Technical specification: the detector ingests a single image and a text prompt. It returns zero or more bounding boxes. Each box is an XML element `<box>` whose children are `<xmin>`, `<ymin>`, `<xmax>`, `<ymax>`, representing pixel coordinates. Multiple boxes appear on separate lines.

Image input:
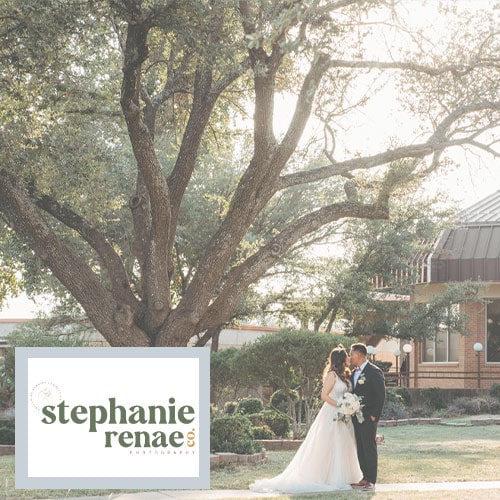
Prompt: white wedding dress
<box><xmin>249</xmin><ymin>376</ymin><xmax>363</xmax><ymax>493</ymax></box>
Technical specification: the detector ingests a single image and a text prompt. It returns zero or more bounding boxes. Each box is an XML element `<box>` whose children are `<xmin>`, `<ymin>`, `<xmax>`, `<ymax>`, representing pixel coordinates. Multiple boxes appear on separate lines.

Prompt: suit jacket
<box><xmin>352</xmin><ymin>361</ymin><xmax>386</xmax><ymax>422</ymax></box>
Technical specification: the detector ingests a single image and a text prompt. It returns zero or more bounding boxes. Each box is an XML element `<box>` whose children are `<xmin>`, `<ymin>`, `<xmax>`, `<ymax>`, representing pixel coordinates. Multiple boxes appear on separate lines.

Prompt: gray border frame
<box><xmin>15</xmin><ymin>347</ymin><xmax>210</xmax><ymax>490</ymax></box>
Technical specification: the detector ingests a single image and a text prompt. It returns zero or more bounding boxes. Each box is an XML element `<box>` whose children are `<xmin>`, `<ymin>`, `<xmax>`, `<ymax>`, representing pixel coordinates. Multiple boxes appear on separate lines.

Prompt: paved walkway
<box><xmin>64</xmin><ymin>482</ymin><xmax>500</xmax><ymax>499</ymax></box>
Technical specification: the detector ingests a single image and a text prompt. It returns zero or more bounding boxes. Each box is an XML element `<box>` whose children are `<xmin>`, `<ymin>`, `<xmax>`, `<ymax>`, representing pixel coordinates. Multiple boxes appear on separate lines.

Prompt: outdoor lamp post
<box><xmin>403</xmin><ymin>343</ymin><xmax>413</xmax><ymax>387</ymax></box>
<box><xmin>473</xmin><ymin>342</ymin><xmax>483</xmax><ymax>389</ymax></box>
<box><xmin>393</xmin><ymin>348</ymin><xmax>401</xmax><ymax>386</ymax></box>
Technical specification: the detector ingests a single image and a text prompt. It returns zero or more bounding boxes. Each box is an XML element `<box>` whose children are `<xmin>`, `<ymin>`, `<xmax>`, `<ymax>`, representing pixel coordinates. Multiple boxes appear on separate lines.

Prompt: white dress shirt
<box><xmin>353</xmin><ymin>360</ymin><xmax>368</xmax><ymax>387</ymax></box>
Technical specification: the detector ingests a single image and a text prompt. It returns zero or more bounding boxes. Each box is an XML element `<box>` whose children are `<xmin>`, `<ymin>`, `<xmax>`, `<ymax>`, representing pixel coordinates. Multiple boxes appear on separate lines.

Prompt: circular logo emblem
<box><xmin>30</xmin><ymin>382</ymin><xmax>62</xmax><ymax>410</ymax></box>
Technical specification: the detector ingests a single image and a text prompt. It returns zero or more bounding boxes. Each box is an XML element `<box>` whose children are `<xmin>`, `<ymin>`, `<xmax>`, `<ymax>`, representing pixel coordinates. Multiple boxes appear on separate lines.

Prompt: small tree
<box><xmin>239</xmin><ymin>329</ymin><xmax>354</xmax><ymax>437</ymax></box>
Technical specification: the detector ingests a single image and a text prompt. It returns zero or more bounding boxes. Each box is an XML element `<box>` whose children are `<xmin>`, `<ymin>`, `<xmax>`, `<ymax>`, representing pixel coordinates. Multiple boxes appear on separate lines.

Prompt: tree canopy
<box><xmin>0</xmin><ymin>0</ymin><xmax>498</xmax><ymax>346</ymax></box>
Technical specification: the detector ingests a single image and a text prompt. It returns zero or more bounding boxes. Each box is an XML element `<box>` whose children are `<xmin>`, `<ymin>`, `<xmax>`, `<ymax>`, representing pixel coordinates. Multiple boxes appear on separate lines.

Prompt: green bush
<box><xmin>270</xmin><ymin>389</ymin><xmax>299</xmax><ymax>413</ymax></box>
<box><xmin>449</xmin><ymin>396</ymin><xmax>500</xmax><ymax>415</ymax></box>
<box><xmin>223</xmin><ymin>401</ymin><xmax>237</xmax><ymax>415</ymax></box>
<box><xmin>489</xmin><ymin>383</ymin><xmax>500</xmax><ymax>400</ymax></box>
<box><xmin>210</xmin><ymin>414</ymin><xmax>261</xmax><ymax>454</ymax></box>
<box><xmin>421</xmin><ymin>387</ymin><xmax>446</xmax><ymax>410</ymax></box>
<box><xmin>247</xmin><ymin>413</ymin><xmax>263</xmax><ymax>426</ymax></box>
<box><xmin>373</xmin><ymin>360</ymin><xmax>392</xmax><ymax>373</ymax></box>
<box><xmin>385</xmin><ymin>390</ymin><xmax>406</xmax><ymax>407</ymax></box>
<box><xmin>381</xmin><ymin>400</ymin><xmax>409</xmax><ymax>420</ymax></box>
<box><xmin>409</xmin><ymin>405</ymin><xmax>434</xmax><ymax>418</ymax></box>
<box><xmin>0</xmin><ymin>417</ymin><xmax>14</xmax><ymax>430</ymax></box>
<box><xmin>246</xmin><ymin>410</ymin><xmax>290</xmax><ymax>438</ymax></box>
<box><xmin>259</xmin><ymin>409</ymin><xmax>290</xmax><ymax>438</ymax></box>
<box><xmin>0</xmin><ymin>426</ymin><xmax>14</xmax><ymax>445</ymax></box>
<box><xmin>236</xmin><ymin>397</ymin><xmax>263</xmax><ymax>415</ymax></box>
<box><xmin>390</xmin><ymin>387</ymin><xmax>412</xmax><ymax>407</ymax></box>
<box><xmin>251</xmin><ymin>425</ymin><xmax>275</xmax><ymax>440</ymax></box>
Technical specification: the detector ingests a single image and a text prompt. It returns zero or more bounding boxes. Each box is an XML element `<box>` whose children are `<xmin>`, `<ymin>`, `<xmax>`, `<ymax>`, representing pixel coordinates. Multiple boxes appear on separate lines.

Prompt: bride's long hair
<box><xmin>323</xmin><ymin>344</ymin><xmax>351</xmax><ymax>385</ymax></box>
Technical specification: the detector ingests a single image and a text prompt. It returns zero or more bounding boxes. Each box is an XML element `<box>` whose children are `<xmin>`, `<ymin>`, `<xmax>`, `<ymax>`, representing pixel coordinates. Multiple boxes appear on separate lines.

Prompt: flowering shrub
<box><xmin>334</xmin><ymin>393</ymin><xmax>364</xmax><ymax>423</ymax></box>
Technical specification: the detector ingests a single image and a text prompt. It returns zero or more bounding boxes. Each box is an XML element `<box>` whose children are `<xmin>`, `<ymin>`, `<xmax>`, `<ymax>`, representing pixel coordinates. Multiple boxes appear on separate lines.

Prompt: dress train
<box><xmin>249</xmin><ymin>378</ymin><xmax>363</xmax><ymax>493</ymax></box>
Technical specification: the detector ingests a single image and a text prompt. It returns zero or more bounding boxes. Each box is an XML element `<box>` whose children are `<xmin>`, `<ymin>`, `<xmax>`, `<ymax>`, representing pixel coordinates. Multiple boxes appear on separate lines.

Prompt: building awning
<box><xmin>430</xmin><ymin>225</ymin><xmax>500</xmax><ymax>282</ymax></box>
<box><xmin>429</xmin><ymin>191</ymin><xmax>500</xmax><ymax>283</ymax></box>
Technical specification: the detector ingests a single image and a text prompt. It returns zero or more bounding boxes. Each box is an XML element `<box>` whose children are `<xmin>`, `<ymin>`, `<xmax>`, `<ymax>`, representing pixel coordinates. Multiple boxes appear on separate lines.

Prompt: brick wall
<box><xmin>415</xmin><ymin>300</ymin><xmax>500</xmax><ymax>389</ymax></box>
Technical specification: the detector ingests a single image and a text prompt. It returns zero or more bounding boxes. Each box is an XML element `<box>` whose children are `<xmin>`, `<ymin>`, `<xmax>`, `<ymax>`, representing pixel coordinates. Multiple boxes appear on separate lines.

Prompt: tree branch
<box><xmin>327</xmin><ymin>58</ymin><xmax>500</xmax><ymax>76</ymax></box>
<box><xmin>120</xmin><ymin>15</ymin><xmax>172</xmax><ymax>329</ymax></box>
<box><xmin>198</xmin><ymin>200</ymin><xmax>390</xmax><ymax>331</ymax></box>
<box><xmin>31</xmin><ymin>191</ymin><xmax>140</xmax><ymax>310</ymax></box>
<box><xmin>275</xmin><ymin>53</ymin><xmax>332</xmax><ymax>165</ymax></box>
<box><xmin>279</xmin><ymin>100</ymin><xmax>500</xmax><ymax>190</ymax></box>
<box><xmin>278</xmin><ymin>143</ymin><xmax>434</xmax><ymax>189</ymax></box>
<box><xmin>0</xmin><ymin>169</ymin><xmax>150</xmax><ymax>346</ymax></box>
<box><xmin>166</xmin><ymin>7</ymin><xmax>243</xmax><ymax>255</ymax></box>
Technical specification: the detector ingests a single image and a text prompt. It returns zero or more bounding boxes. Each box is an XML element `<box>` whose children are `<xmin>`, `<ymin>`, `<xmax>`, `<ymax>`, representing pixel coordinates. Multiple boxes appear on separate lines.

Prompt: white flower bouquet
<box><xmin>333</xmin><ymin>392</ymin><xmax>364</xmax><ymax>423</ymax></box>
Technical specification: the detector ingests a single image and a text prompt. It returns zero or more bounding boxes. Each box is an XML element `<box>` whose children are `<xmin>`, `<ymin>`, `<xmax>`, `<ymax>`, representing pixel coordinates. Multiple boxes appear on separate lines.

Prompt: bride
<box><xmin>249</xmin><ymin>345</ymin><xmax>363</xmax><ymax>493</ymax></box>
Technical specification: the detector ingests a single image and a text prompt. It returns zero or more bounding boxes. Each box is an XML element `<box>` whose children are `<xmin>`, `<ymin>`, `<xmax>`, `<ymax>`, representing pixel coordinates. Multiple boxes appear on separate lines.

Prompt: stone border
<box><xmin>379</xmin><ymin>418</ymin><xmax>441</xmax><ymax>427</ymax></box>
<box><xmin>470</xmin><ymin>417</ymin><xmax>500</xmax><ymax>426</ymax></box>
<box><xmin>379</xmin><ymin>416</ymin><xmax>500</xmax><ymax>427</ymax></box>
<box><xmin>257</xmin><ymin>439</ymin><xmax>302</xmax><ymax>451</ymax></box>
<box><xmin>0</xmin><ymin>445</ymin><xmax>14</xmax><ymax>456</ymax></box>
<box><xmin>210</xmin><ymin>451</ymin><xmax>266</xmax><ymax>469</ymax></box>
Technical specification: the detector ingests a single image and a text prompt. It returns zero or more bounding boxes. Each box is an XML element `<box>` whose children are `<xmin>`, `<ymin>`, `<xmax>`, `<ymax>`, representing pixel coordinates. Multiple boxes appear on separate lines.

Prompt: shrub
<box><xmin>223</xmin><ymin>401</ymin><xmax>237</xmax><ymax>415</ymax></box>
<box><xmin>409</xmin><ymin>405</ymin><xmax>434</xmax><ymax>418</ymax></box>
<box><xmin>489</xmin><ymin>383</ymin><xmax>500</xmax><ymax>400</ymax></box>
<box><xmin>381</xmin><ymin>400</ymin><xmax>409</xmax><ymax>420</ymax></box>
<box><xmin>235</xmin><ymin>397</ymin><xmax>263</xmax><ymax>415</ymax></box>
<box><xmin>246</xmin><ymin>409</ymin><xmax>291</xmax><ymax>438</ymax></box>
<box><xmin>390</xmin><ymin>387</ymin><xmax>412</xmax><ymax>407</ymax></box>
<box><xmin>0</xmin><ymin>417</ymin><xmax>14</xmax><ymax>430</ymax></box>
<box><xmin>421</xmin><ymin>387</ymin><xmax>446</xmax><ymax>410</ymax></box>
<box><xmin>247</xmin><ymin>413</ymin><xmax>263</xmax><ymax>426</ymax></box>
<box><xmin>259</xmin><ymin>409</ymin><xmax>290</xmax><ymax>438</ymax></box>
<box><xmin>251</xmin><ymin>425</ymin><xmax>275</xmax><ymax>440</ymax></box>
<box><xmin>0</xmin><ymin>386</ymin><xmax>14</xmax><ymax>410</ymax></box>
<box><xmin>210</xmin><ymin>415</ymin><xmax>261</xmax><ymax>454</ymax></box>
<box><xmin>0</xmin><ymin>426</ymin><xmax>14</xmax><ymax>445</ymax></box>
<box><xmin>385</xmin><ymin>390</ymin><xmax>406</xmax><ymax>407</ymax></box>
<box><xmin>373</xmin><ymin>360</ymin><xmax>392</xmax><ymax>373</ymax></box>
<box><xmin>451</xmin><ymin>396</ymin><xmax>500</xmax><ymax>415</ymax></box>
<box><xmin>270</xmin><ymin>389</ymin><xmax>298</xmax><ymax>413</ymax></box>
<box><xmin>438</xmin><ymin>404</ymin><xmax>466</xmax><ymax>418</ymax></box>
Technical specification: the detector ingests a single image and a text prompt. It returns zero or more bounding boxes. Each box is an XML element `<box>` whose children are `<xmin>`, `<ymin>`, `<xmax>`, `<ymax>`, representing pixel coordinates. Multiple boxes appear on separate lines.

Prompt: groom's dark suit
<box><xmin>352</xmin><ymin>361</ymin><xmax>386</xmax><ymax>485</ymax></box>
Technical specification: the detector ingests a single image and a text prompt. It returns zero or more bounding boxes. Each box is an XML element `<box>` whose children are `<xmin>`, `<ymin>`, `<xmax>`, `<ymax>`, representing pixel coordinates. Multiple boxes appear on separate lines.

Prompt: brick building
<box><xmin>409</xmin><ymin>191</ymin><xmax>500</xmax><ymax>389</ymax></box>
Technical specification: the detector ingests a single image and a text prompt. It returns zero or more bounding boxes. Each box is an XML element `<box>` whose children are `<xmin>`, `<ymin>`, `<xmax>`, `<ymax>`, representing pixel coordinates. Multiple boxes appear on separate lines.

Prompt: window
<box><xmin>421</xmin><ymin>305</ymin><xmax>460</xmax><ymax>363</ymax></box>
<box><xmin>422</xmin><ymin>328</ymin><xmax>460</xmax><ymax>362</ymax></box>
<box><xmin>486</xmin><ymin>299</ymin><xmax>500</xmax><ymax>363</ymax></box>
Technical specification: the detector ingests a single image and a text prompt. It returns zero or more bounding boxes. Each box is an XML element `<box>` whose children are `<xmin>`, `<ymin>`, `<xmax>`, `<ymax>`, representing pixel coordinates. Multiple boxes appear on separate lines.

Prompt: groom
<box><xmin>349</xmin><ymin>342</ymin><xmax>386</xmax><ymax>492</ymax></box>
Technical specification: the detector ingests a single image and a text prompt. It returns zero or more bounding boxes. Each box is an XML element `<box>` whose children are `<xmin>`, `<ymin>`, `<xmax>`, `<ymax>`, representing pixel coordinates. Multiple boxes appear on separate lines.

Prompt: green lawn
<box><xmin>2</xmin><ymin>424</ymin><xmax>499</xmax><ymax>499</ymax></box>
<box><xmin>211</xmin><ymin>424</ymin><xmax>500</xmax><ymax>488</ymax></box>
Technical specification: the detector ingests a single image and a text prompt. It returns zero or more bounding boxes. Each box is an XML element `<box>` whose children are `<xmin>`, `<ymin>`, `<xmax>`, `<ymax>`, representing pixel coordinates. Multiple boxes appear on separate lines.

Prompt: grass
<box><xmin>211</xmin><ymin>424</ymin><xmax>500</xmax><ymax>488</ymax></box>
<box><xmin>2</xmin><ymin>424</ymin><xmax>500</xmax><ymax>499</ymax></box>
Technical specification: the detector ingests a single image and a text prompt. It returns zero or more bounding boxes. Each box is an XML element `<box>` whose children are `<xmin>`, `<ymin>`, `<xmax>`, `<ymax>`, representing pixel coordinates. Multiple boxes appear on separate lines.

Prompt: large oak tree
<box><xmin>0</xmin><ymin>0</ymin><xmax>498</xmax><ymax>346</ymax></box>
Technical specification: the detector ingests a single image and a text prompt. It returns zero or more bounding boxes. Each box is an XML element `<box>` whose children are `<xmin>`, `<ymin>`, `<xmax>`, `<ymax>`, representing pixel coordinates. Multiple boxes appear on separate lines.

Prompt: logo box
<box><xmin>15</xmin><ymin>347</ymin><xmax>210</xmax><ymax>490</ymax></box>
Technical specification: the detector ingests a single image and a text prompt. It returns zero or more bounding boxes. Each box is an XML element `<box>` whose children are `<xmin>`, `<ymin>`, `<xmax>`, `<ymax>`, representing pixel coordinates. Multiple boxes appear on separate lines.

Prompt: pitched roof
<box><xmin>430</xmin><ymin>191</ymin><xmax>500</xmax><ymax>283</ymax></box>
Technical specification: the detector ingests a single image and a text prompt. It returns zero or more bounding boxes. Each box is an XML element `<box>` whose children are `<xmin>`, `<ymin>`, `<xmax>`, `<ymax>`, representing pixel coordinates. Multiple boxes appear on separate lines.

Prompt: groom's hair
<box><xmin>351</xmin><ymin>343</ymin><xmax>368</xmax><ymax>356</ymax></box>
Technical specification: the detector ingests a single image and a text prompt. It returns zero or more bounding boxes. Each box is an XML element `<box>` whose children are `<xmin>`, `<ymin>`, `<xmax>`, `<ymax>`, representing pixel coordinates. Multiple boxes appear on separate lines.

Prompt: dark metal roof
<box><xmin>430</xmin><ymin>191</ymin><xmax>500</xmax><ymax>283</ymax></box>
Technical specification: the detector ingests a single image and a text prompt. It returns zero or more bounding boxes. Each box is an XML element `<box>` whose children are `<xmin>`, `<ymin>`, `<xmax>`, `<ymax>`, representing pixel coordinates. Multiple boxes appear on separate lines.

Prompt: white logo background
<box><xmin>27</xmin><ymin>356</ymin><xmax>200</xmax><ymax>478</ymax></box>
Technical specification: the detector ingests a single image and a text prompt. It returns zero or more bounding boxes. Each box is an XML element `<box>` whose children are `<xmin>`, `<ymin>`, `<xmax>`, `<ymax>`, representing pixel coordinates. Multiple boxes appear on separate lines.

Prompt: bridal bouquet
<box><xmin>333</xmin><ymin>392</ymin><xmax>364</xmax><ymax>423</ymax></box>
